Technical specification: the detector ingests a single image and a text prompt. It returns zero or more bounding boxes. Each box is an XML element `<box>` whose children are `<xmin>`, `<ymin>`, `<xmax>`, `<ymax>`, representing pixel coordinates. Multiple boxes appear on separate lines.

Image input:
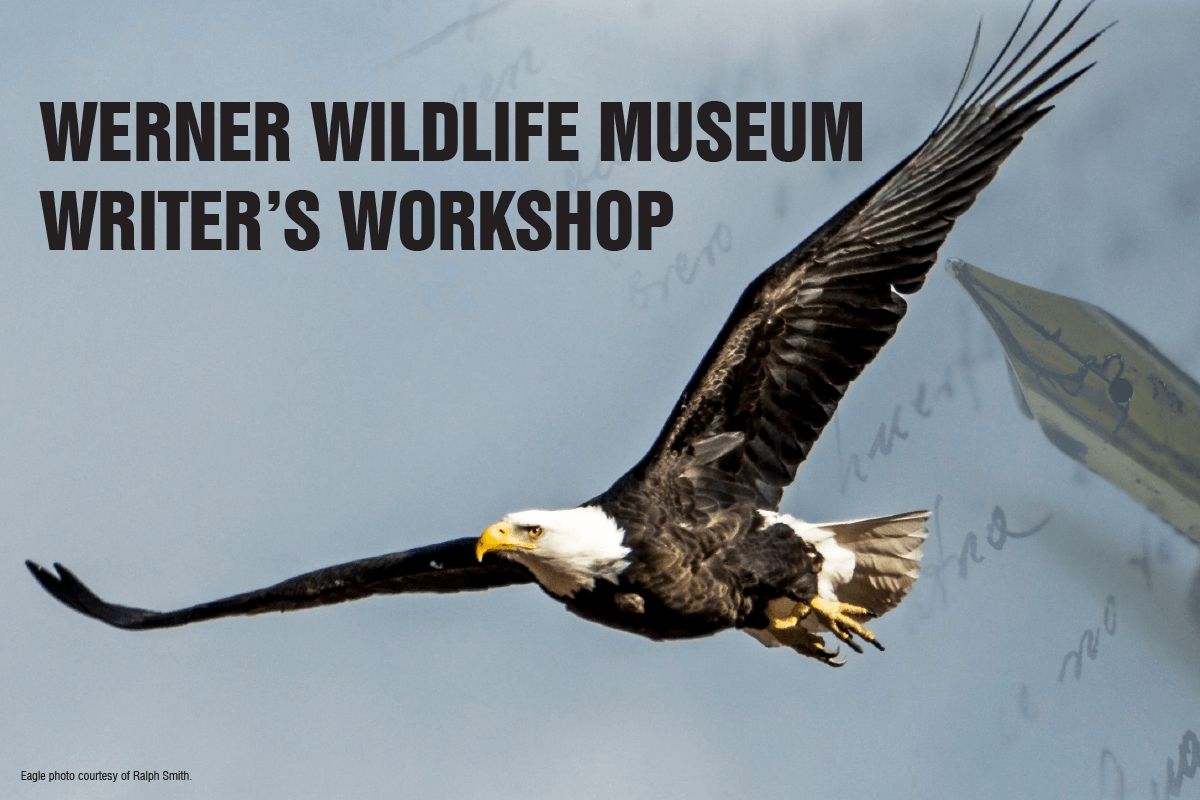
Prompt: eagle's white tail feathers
<box><xmin>818</xmin><ymin>510</ymin><xmax>929</xmax><ymax>616</ymax></box>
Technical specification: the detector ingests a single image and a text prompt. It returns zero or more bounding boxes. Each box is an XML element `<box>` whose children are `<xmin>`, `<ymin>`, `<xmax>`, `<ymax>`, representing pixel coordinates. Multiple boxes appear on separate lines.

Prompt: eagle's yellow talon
<box><xmin>809</xmin><ymin>596</ymin><xmax>884</xmax><ymax>652</ymax></box>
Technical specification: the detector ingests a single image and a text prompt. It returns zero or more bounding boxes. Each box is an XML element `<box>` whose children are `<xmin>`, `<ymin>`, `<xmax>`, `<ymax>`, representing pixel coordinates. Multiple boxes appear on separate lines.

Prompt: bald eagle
<box><xmin>27</xmin><ymin>2</ymin><xmax>1106</xmax><ymax>665</ymax></box>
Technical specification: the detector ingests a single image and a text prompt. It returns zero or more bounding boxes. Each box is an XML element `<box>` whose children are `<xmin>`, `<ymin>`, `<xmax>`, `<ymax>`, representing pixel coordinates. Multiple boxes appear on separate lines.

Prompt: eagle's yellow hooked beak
<box><xmin>476</xmin><ymin>521</ymin><xmax>537</xmax><ymax>561</ymax></box>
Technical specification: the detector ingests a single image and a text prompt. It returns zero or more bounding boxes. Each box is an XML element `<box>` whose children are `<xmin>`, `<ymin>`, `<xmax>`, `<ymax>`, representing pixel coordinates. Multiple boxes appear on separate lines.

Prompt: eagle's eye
<box><xmin>528</xmin><ymin>526</ymin><xmax>544</xmax><ymax>539</ymax></box>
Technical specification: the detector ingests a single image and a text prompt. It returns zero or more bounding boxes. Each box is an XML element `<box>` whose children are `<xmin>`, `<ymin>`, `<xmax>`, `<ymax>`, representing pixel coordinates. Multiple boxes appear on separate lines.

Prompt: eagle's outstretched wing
<box><xmin>25</xmin><ymin>538</ymin><xmax>533</xmax><ymax>630</ymax></box>
<box><xmin>598</xmin><ymin>1</ymin><xmax>1109</xmax><ymax>516</ymax></box>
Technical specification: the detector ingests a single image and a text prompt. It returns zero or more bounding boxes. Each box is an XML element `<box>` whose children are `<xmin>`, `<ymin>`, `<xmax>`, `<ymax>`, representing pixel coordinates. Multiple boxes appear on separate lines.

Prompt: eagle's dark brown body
<box><xmin>562</xmin><ymin>509</ymin><xmax>823</xmax><ymax>640</ymax></box>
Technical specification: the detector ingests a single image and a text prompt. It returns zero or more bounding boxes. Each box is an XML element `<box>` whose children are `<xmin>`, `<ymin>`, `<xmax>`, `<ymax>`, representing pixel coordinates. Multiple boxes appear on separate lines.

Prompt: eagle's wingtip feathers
<box><xmin>26</xmin><ymin>559</ymin><xmax>87</xmax><ymax>618</ymax></box>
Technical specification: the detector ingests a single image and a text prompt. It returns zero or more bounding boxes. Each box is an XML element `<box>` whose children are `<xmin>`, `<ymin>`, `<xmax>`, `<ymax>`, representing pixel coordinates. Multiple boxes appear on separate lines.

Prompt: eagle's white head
<box><xmin>475</xmin><ymin>506</ymin><xmax>631</xmax><ymax>597</ymax></box>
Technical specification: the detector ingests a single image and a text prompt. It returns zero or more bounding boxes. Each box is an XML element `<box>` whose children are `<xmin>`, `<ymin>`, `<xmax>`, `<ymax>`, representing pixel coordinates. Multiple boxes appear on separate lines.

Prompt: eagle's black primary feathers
<box><xmin>27</xmin><ymin>2</ymin><xmax>1107</xmax><ymax>661</ymax></box>
<box><xmin>602</xmin><ymin>0</ymin><xmax>1109</xmax><ymax>515</ymax></box>
<box><xmin>25</xmin><ymin>540</ymin><xmax>533</xmax><ymax>630</ymax></box>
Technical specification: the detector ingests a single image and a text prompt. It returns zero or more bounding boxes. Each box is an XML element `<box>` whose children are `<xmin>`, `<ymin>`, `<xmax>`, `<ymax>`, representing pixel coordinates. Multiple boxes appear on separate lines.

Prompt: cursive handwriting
<box><xmin>627</xmin><ymin>222</ymin><xmax>732</xmax><ymax>309</ymax></box>
<box><xmin>911</xmin><ymin>497</ymin><xmax>1052</xmax><ymax>621</ymax></box>
<box><xmin>1058</xmin><ymin>594</ymin><xmax>1117</xmax><ymax>682</ymax></box>
<box><xmin>1154</xmin><ymin>729</ymin><xmax>1200</xmax><ymax>799</ymax></box>
<box><xmin>836</xmin><ymin>303</ymin><xmax>994</xmax><ymax>494</ymax></box>
<box><xmin>835</xmin><ymin>399</ymin><xmax>919</xmax><ymax>494</ymax></box>
<box><xmin>1097</xmin><ymin>730</ymin><xmax>1200</xmax><ymax>800</ymax></box>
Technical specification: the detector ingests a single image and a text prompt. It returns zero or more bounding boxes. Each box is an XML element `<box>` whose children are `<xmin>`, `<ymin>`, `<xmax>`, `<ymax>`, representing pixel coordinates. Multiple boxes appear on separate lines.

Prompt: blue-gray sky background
<box><xmin>4</xmin><ymin>1</ymin><xmax>1198</xmax><ymax>798</ymax></box>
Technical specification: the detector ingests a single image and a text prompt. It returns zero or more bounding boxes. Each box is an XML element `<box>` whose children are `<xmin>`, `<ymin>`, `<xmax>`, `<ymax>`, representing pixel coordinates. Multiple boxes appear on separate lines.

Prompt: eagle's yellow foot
<box><xmin>809</xmin><ymin>596</ymin><xmax>883</xmax><ymax>653</ymax></box>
